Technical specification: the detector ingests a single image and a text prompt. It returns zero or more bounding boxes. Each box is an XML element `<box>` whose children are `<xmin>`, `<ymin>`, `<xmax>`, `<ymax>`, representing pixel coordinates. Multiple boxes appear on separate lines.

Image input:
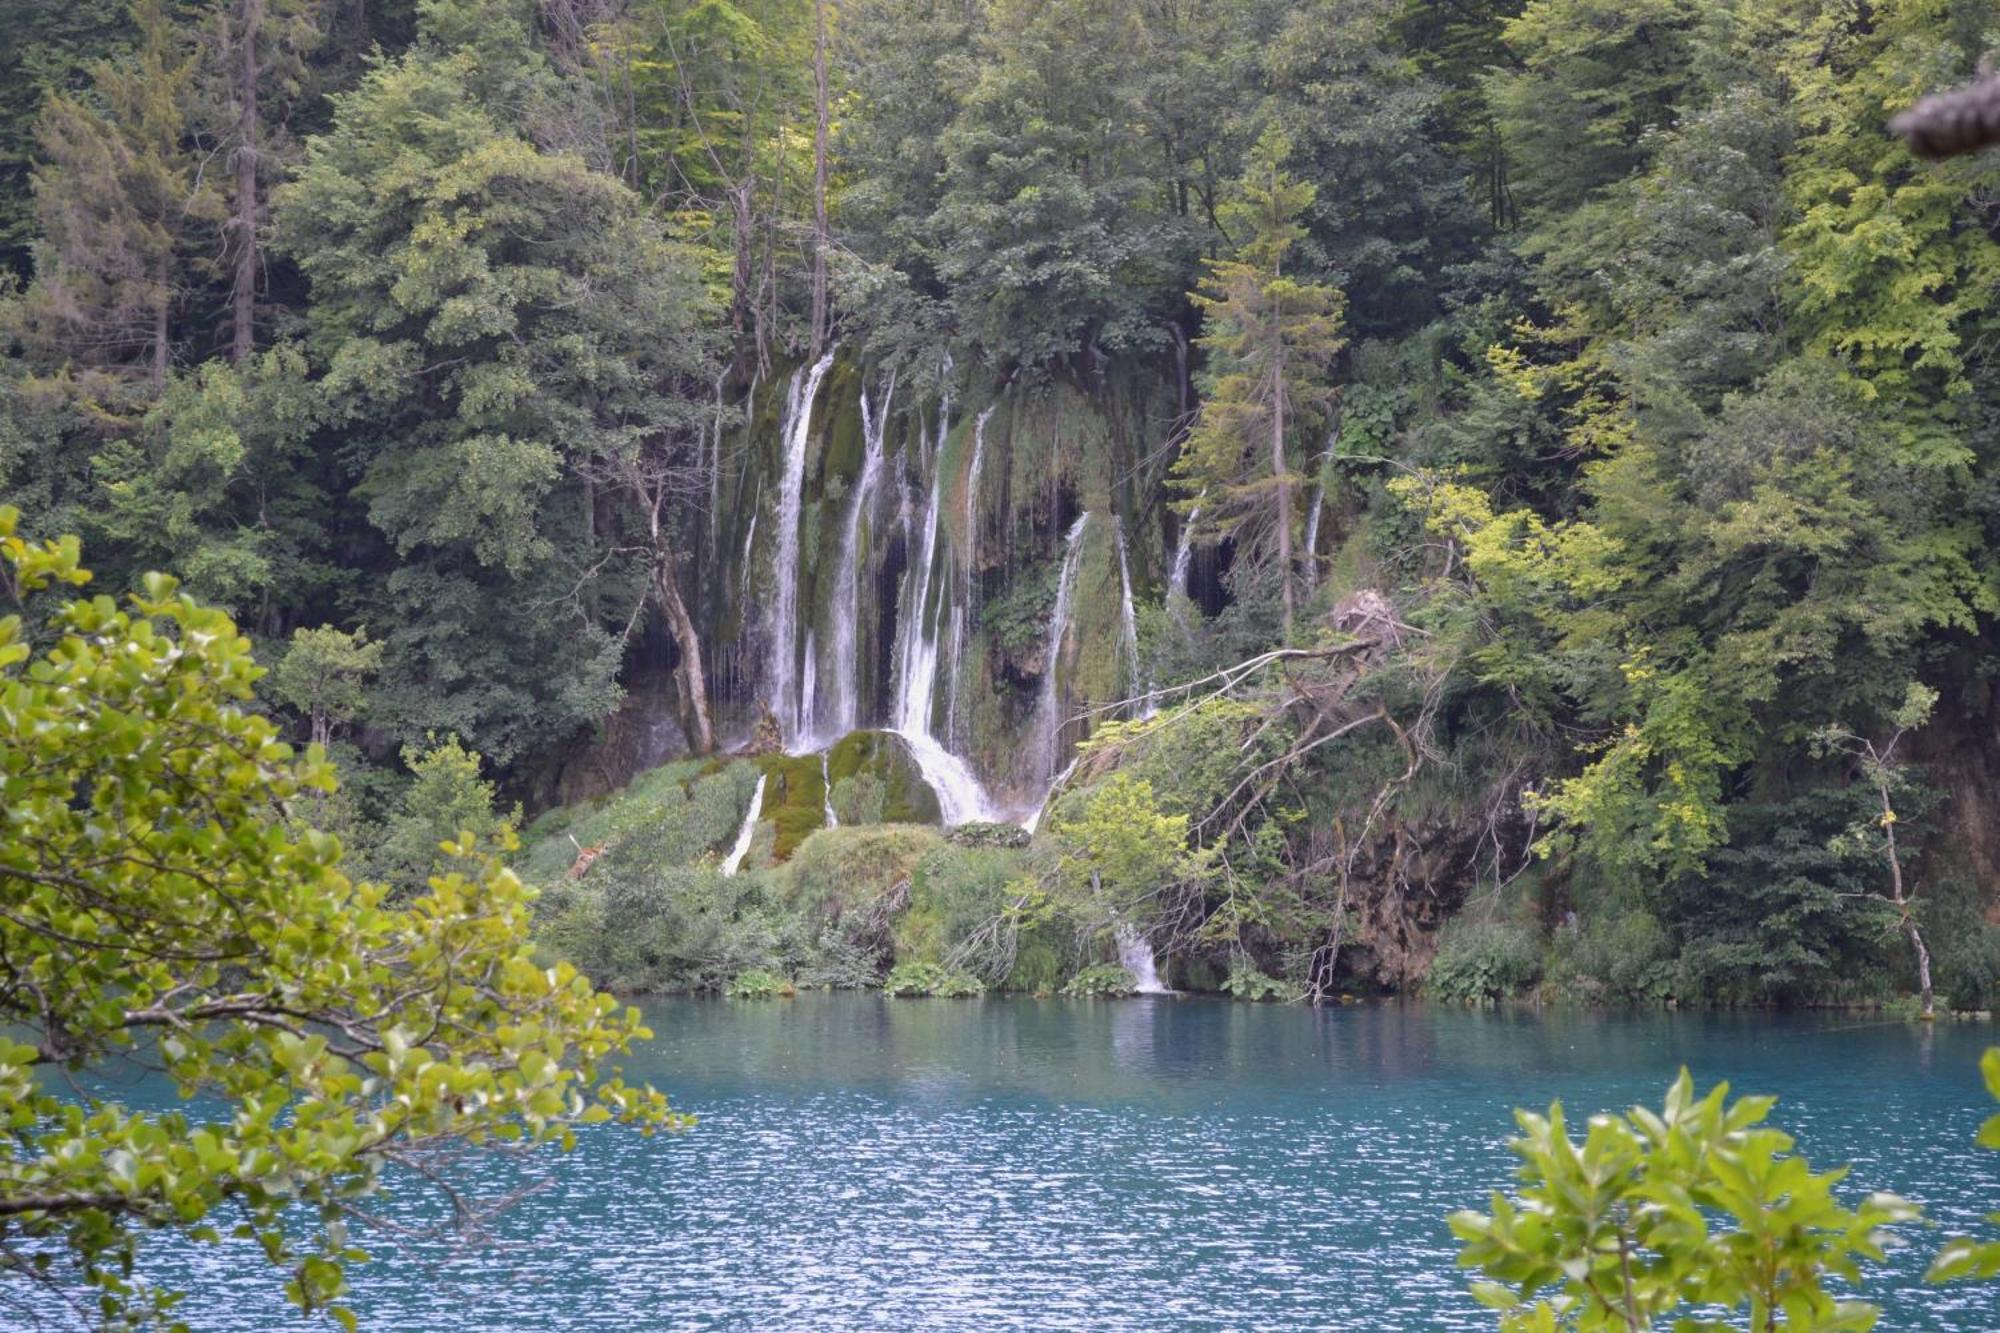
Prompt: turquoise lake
<box><xmin>134</xmin><ymin>997</ymin><xmax>1999</xmax><ymax>1330</ymax></box>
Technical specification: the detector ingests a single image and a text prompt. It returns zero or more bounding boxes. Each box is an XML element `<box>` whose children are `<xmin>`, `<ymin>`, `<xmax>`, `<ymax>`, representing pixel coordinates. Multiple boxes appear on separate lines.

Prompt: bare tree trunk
<box><xmin>808</xmin><ymin>0</ymin><xmax>830</xmax><ymax>361</ymax></box>
<box><xmin>652</xmin><ymin>548</ymin><xmax>715</xmax><ymax>755</ymax></box>
<box><xmin>231</xmin><ymin>0</ymin><xmax>264</xmax><ymax>365</ymax></box>
<box><xmin>1881</xmin><ymin>806</ymin><xmax>1934</xmax><ymax>1018</ymax></box>
<box><xmin>730</xmin><ymin>179</ymin><xmax>754</xmax><ymax>370</ymax></box>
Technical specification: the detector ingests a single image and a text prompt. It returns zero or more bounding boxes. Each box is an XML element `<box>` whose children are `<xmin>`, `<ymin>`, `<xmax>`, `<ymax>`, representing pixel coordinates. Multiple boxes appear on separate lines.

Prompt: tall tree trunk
<box><xmin>653</xmin><ymin>550</ymin><xmax>715</xmax><ymax>755</ymax></box>
<box><xmin>151</xmin><ymin>251</ymin><xmax>171</xmax><ymax>390</ymax></box>
<box><xmin>231</xmin><ymin>0</ymin><xmax>264</xmax><ymax>365</ymax></box>
<box><xmin>730</xmin><ymin>179</ymin><xmax>754</xmax><ymax>371</ymax></box>
<box><xmin>808</xmin><ymin>0</ymin><xmax>830</xmax><ymax>361</ymax></box>
<box><xmin>1272</xmin><ymin>335</ymin><xmax>1293</xmax><ymax>640</ymax></box>
<box><xmin>1880</xmin><ymin>800</ymin><xmax>1934</xmax><ymax>1018</ymax></box>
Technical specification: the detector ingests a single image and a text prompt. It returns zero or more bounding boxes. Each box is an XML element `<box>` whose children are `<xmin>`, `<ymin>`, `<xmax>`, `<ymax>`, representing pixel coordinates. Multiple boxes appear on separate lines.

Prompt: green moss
<box><xmin>827</xmin><ymin>731</ymin><xmax>942</xmax><ymax>825</ymax></box>
<box><xmin>757</xmin><ymin>752</ymin><xmax>829</xmax><ymax>862</ymax></box>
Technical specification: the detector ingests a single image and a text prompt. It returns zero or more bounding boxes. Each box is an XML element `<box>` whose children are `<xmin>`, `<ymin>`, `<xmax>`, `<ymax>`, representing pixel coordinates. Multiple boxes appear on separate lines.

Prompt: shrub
<box><xmin>542</xmin><ymin>862</ymin><xmax>797</xmax><ymax>994</ymax></box>
<box><xmin>726</xmin><ymin>969</ymin><xmax>790</xmax><ymax>999</ymax></box>
<box><xmin>897</xmin><ymin>843</ymin><xmax>1028</xmax><ymax>966</ymax></box>
<box><xmin>1222</xmin><ymin>964</ymin><xmax>1297</xmax><ymax>1002</ymax></box>
<box><xmin>1936</xmin><ymin>924</ymin><xmax>2000</xmax><ymax>1013</ymax></box>
<box><xmin>1427</xmin><ymin>919</ymin><xmax>1543</xmax><ymax>1003</ymax></box>
<box><xmin>1062</xmin><ymin>964</ymin><xmax>1137</xmax><ymax>998</ymax></box>
<box><xmin>946</xmin><ymin>821</ymin><xmax>1033</xmax><ymax>849</ymax></box>
<box><xmin>1547</xmin><ymin>908</ymin><xmax>1676</xmax><ymax>1004</ymax></box>
<box><xmin>882</xmin><ymin>960</ymin><xmax>984</xmax><ymax>997</ymax></box>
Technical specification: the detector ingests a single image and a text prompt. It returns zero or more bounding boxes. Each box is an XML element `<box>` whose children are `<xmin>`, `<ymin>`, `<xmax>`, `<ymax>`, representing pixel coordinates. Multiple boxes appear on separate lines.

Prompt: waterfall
<box><xmin>768</xmin><ymin>348</ymin><xmax>838</xmax><ymax>742</ymax></box>
<box><xmin>1113</xmin><ymin>517</ymin><xmax>1143</xmax><ymax>704</ymax></box>
<box><xmin>1170</xmin><ymin>505</ymin><xmax>1200</xmax><ymax>600</ymax></box>
<box><xmin>893</xmin><ymin>456</ymin><xmax>946</xmax><ymax>739</ymax></box>
<box><xmin>1032</xmin><ymin>514</ymin><xmax>1092</xmax><ymax>791</ymax></box>
<box><xmin>1116</xmin><ymin>924</ymin><xmax>1170</xmax><ymax>994</ymax></box>
<box><xmin>895</xmin><ymin>728</ymin><xmax>997</xmax><ymax>826</ymax></box>
<box><xmin>738</xmin><ymin>508</ymin><xmax>758</xmax><ymax>605</ymax></box>
<box><xmin>886</xmin><ymin>404</ymin><xmax>998</xmax><ymax>826</ymax></box>
<box><xmin>798</xmin><ymin>629</ymin><xmax>818</xmax><ymax>750</ymax></box>
<box><xmin>825</xmin><ymin>375</ymin><xmax>894</xmax><ymax>740</ymax></box>
<box><xmin>949</xmin><ymin>407</ymin><xmax>994</xmax><ymax>747</ymax></box>
<box><xmin>821</xmin><ymin>751</ymin><xmax>838</xmax><ymax>829</ymax></box>
<box><xmin>1023</xmin><ymin>752</ymin><xmax>1081</xmax><ymax>836</ymax></box>
<box><xmin>720</xmin><ymin>774</ymin><xmax>767</xmax><ymax>877</ymax></box>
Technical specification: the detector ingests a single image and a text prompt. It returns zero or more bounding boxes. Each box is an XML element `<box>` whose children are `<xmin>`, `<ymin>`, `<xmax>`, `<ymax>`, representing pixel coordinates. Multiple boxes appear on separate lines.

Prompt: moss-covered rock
<box><xmin>827</xmin><ymin>730</ymin><xmax>943</xmax><ymax>824</ymax></box>
<box><xmin>756</xmin><ymin>751</ymin><xmax>828</xmax><ymax>862</ymax></box>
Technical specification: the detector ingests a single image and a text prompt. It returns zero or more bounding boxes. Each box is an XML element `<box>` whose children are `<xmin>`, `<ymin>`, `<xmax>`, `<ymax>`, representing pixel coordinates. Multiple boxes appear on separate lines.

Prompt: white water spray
<box><xmin>887</xmin><ymin>427</ymin><xmax>999</xmax><ymax>825</ymax></box>
<box><xmin>1170</xmin><ymin>505</ymin><xmax>1200</xmax><ymax>600</ymax></box>
<box><xmin>1116</xmin><ymin>924</ymin><xmax>1170</xmax><ymax>994</ymax></box>
<box><xmin>1032</xmin><ymin>514</ymin><xmax>1092</xmax><ymax>791</ymax></box>
<box><xmin>1113</xmin><ymin>516</ymin><xmax>1143</xmax><ymax>706</ymax></box>
<box><xmin>824</xmin><ymin>375</ymin><xmax>893</xmax><ymax>741</ymax></box>
<box><xmin>893</xmin><ymin>727</ymin><xmax>997</xmax><ymax>826</ymax></box>
<box><xmin>768</xmin><ymin>349</ymin><xmax>837</xmax><ymax>742</ymax></box>
<box><xmin>720</xmin><ymin>774</ymin><xmax>766</xmax><ymax>877</ymax></box>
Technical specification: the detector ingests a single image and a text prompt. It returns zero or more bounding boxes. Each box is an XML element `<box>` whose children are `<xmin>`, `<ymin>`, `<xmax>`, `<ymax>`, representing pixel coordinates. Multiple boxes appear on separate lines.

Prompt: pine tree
<box><xmin>1176</xmin><ymin>131</ymin><xmax>1345</xmax><ymax>638</ymax></box>
<box><xmin>21</xmin><ymin>0</ymin><xmax>223</xmax><ymax>399</ymax></box>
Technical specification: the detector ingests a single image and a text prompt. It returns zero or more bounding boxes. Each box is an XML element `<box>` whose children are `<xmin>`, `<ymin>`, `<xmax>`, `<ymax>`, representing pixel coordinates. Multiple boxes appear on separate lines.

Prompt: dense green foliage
<box><xmin>1452</xmin><ymin>1072</ymin><xmax>1922</xmax><ymax>1329</ymax></box>
<box><xmin>0</xmin><ymin>510</ymin><xmax>675</xmax><ymax>1325</ymax></box>
<box><xmin>1454</xmin><ymin>1049</ymin><xmax>2000</xmax><ymax>1327</ymax></box>
<box><xmin>2</xmin><ymin>0</ymin><xmax>1998</xmax><ymax>1013</ymax></box>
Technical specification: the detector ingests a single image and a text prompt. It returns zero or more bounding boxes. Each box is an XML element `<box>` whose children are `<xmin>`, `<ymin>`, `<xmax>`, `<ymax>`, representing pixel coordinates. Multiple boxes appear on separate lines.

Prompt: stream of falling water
<box><xmin>1116</xmin><ymin>924</ymin><xmax>1171</xmax><ymax>993</ymax></box>
<box><xmin>822</xmin><ymin>375</ymin><xmax>893</xmax><ymax>743</ymax></box>
<box><xmin>1113</xmin><ymin>517</ymin><xmax>1144</xmax><ymax>709</ymax></box>
<box><xmin>1032</xmin><ymin>514</ymin><xmax>1093</xmax><ymax>793</ymax></box>
<box><xmin>768</xmin><ymin>349</ymin><xmax>837</xmax><ymax>743</ymax></box>
<box><xmin>1170</xmin><ymin>504</ymin><xmax>1200</xmax><ymax>600</ymax></box>
<box><xmin>720</xmin><ymin>775</ymin><xmax>766</xmax><ymax>876</ymax></box>
<box><xmin>887</xmin><ymin>408</ymin><xmax>998</xmax><ymax>825</ymax></box>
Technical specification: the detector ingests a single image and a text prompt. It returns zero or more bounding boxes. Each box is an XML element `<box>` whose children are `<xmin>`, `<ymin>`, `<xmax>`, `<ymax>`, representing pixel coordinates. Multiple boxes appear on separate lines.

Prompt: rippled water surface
<box><xmin>140</xmin><ymin>998</ymin><xmax>1999</xmax><ymax>1330</ymax></box>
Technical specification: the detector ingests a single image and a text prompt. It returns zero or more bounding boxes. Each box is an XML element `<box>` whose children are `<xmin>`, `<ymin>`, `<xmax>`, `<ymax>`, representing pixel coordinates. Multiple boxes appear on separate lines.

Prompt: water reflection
<box><xmin>125</xmin><ymin>997</ymin><xmax>1998</xmax><ymax>1331</ymax></box>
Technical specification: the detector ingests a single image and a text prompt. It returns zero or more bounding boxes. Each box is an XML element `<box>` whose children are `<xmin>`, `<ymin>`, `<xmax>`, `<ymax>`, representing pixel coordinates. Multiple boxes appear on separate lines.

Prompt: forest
<box><xmin>5</xmin><ymin>0</ymin><xmax>2000</xmax><ymax>1013</ymax></box>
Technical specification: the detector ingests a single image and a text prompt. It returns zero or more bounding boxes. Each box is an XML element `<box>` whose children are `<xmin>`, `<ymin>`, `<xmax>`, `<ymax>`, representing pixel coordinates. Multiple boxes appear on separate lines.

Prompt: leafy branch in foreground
<box><xmin>1928</xmin><ymin>1048</ymin><xmax>2000</xmax><ymax>1283</ymax></box>
<box><xmin>1451</xmin><ymin>1071</ymin><xmax>1917</xmax><ymax>1331</ymax></box>
<box><xmin>0</xmin><ymin>507</ymin><xmax>683</xmax><ymax>1328</ymax></box>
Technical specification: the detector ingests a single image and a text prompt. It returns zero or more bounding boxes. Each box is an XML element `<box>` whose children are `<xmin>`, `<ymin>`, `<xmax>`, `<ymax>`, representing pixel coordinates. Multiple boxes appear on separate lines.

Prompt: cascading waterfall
<box><xmin>720</xmin><ymin>774</ymin><xmax>767</xmax><ymax>876</ymax></box>
<box><xmin>767</xmin><ymin>348</ymin><xmax>837</xmax><ymax>742</ymax></box>
<box><xmin>1113</xmin><ymin>517</ymin><xmax>1143</xmax><ymax>704</ymax></box>
<box><xmin>949</xmin><ymin>407</ymin><xmax>994</xmax><ymax>748</ymax></box>
<box><xmin>823</xmin><ymin>375</ymin><xmax>894</xmax><ymax>741</ymax></box>
<box><xmin>1032</xmin><ymin>514</ymin><xmax>1092</xmax><ymax>791</ymax></box>
<box><xmin>821</xmin><ymin>752</ymin><xmax>838</xmax><ymax>829</ymax></box>
<box><xmin>887</xmin><ymin>415</ymin><xmax>999</xmax><ymax>825</ymax></box>
<box><xmin>1116</xmin><ymin>924</ymin><xmax>1170</xmax><ymax>994</ymax></box>
<box><xmin>799</xmin><ymin>629</ymin><xmax>818</xmax><ymax>750</ymax></box>
<box><xmin>1170</xmin><ymin>504</ymin><xmax>1200</xmax><ymax>600</ymax></box>
<box><xmin>894</xmin><ymin>457</ymin><xmax>946</xmax><ymax>738</ymax></box>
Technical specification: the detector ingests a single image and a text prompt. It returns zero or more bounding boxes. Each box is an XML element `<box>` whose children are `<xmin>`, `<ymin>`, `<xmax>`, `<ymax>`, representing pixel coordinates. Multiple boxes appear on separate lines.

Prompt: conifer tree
<box><xmin>1176</xmin><ymin>131</ymin><xmax>1344</xmax><ymax>638</ymax></box>
<box><xmin>21</xmin><ymin>0</ymin><xmax>223</xmax><ymax>398</ymax></box>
